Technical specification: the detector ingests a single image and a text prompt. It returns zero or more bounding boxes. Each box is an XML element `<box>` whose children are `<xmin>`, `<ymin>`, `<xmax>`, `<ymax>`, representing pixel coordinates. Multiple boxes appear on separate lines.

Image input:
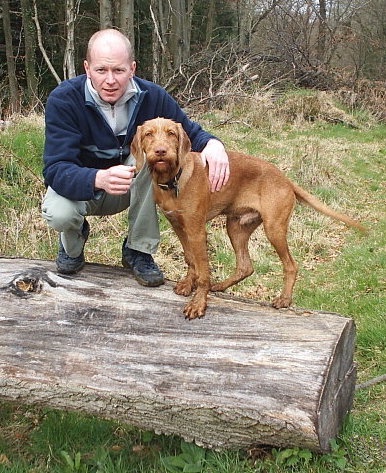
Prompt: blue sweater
<box><xmin>43</xmin><ymin>75</ymin><xmax>215</xmax><ymax>201</ymax></box>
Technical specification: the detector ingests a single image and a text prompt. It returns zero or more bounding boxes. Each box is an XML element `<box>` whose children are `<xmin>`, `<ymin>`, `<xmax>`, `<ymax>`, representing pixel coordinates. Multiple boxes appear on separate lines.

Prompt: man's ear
<box><xmin>177</xmin><ymin>123</ymin><xmax>191</xmax><ymax>167</ymax></box>
<box><xmin>84</xmin><ymin>60</ymin><xmax>90</xmax><ymax>76</ymax></box>
<box><xmin>130</xmin><ymin>125</ymin><xmax>145</xmax><ymax>171</ymax></box>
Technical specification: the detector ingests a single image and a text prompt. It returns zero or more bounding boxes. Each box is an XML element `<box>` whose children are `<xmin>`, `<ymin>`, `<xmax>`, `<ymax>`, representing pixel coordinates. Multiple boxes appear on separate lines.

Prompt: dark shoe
<box><xmin>122</xmin><ymin>239</ymin><xmax>164</xmax><ymax>287</ymax></box>
<box><xmin>56</xmin><ymin>219</ymin><xmax>90</xmax><ymax>274</ymax></box>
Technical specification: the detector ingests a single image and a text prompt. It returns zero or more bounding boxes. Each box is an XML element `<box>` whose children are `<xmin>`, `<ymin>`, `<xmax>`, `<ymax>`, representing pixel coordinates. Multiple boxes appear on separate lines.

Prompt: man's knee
<box><xmin>42</xmin><ymin>189</ymin><xmax>85</xmax><ymax>231</ymax></box>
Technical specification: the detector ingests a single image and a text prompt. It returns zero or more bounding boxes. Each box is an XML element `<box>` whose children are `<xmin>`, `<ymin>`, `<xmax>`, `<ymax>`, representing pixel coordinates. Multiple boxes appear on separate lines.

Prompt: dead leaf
<box><xmin>0</xmin><ymin>454</ymin><xmax>11</xmax><ymax>465</ymax></box>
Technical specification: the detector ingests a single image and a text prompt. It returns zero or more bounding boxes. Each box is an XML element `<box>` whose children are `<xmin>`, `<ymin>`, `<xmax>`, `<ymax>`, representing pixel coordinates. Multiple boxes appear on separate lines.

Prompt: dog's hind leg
<box><xmin>211</xmin><ymin>214</ymin><xmax>261</xmax><ymax>292</ymax></box>
<box><xmin>262</xmin><ymin>218</ymin><xmax>298</xmax><ymax>309</ymax></box>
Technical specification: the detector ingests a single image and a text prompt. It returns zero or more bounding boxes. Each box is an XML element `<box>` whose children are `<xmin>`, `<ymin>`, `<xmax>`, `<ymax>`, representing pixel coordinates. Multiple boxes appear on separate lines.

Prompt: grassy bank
<box><xmin>0</xmin><ymin>96</ymin><xmax>385</xmax><ymax>472</ymax></box>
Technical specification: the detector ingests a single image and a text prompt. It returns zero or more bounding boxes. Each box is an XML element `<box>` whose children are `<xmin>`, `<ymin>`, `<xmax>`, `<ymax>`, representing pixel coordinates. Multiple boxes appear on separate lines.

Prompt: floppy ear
<box><xmin>177</xmin><ymin>123</ymin><xmax>192</xmax><ymax>167</ymax></box>
<box><xmin>130</xmin><ymin>125</ymin><xmax>145</xmax><ymax>171</ymax></box>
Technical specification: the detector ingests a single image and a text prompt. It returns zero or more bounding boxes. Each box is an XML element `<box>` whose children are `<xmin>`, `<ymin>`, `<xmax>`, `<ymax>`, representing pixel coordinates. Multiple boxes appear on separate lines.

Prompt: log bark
<box><xmin>0</xmin><ymin>257</ymin><xmax>356</xmax><ymax>452</ymax></box>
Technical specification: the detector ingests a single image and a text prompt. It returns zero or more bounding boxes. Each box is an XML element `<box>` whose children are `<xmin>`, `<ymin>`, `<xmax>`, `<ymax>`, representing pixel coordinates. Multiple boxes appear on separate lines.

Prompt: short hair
<box><xmin>86</xmin><ymin>29</ymin><xmax>135</xmax><ymax>62</ymax></box>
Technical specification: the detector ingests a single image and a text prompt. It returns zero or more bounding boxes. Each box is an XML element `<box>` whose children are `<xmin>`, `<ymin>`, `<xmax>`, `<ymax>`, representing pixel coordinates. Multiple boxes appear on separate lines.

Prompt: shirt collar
<box><xmin>85</xmin><ymin>77</ymin><xmax>139</xmax><ymax>107</ymax></box>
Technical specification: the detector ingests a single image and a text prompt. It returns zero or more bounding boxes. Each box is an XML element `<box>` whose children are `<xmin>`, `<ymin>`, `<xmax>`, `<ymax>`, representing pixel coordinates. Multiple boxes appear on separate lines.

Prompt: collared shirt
<box><xmin>86</xmin><ymin>77</ymin><xmax>139</xmax><ymax>136</ymax></box>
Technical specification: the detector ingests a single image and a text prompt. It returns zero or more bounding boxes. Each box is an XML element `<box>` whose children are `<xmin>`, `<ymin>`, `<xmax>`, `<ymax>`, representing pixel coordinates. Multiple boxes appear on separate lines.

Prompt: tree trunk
<box><xmin>168</xmin><ymin>0</ymin><xmax>193</xmax><ymax>68</ymax></box>
<box><xmin>63</xmin><ymin>0</ymin><xmax>77</xmax><ymax>79</ymax></box>
<box><xmin>237</xmin><ymin>0</ymin><xmax>252</xmax><ymax>49</ymax></box>
<box><xmin>316</xmin><ymin>0</ymin><xmax>327</xmax><ymax>64</ymax></box>
<box><xmin>1</xmin><ymin>0</ymin><xmax>21</xmax><ymax>114</ymax></box>
<box><xmin>99</xmin><ymin>0</ymin><xmax>113</xmax><ymax>29</ymax></box>
<box><xmin>119</xmin><ymin>0</ymin><xmax>135</xmax><ymax>48</ymax></box>
<box><xmin>20</xmin><ymin>0</ymin><xmax>38</xmax><ymax>108</ymax></box>
<box><xmin>150</xmin><ymin>0</ymin><xmax>171</xmax><ymax>82</ymax></box>
<box><xmin>0</xmin><ymin>258</ymin><xmax>357</xmax><ymax>452</ymax></box>
<box><xmin>205</xmin><ymin>0</ymin><xmax>215</xmax><ymax>47</ymax></box>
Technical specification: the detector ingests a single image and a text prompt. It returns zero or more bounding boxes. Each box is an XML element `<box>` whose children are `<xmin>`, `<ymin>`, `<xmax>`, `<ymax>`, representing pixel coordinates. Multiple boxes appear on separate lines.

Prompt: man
<box><xmin>42</xmin><ymin>28</ymin><xmax>229</xmax><ymax>287</ymax></box>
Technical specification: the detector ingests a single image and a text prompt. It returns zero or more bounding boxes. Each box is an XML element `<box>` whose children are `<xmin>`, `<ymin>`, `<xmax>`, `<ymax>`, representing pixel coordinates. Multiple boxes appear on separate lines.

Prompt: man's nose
<box><xmin>105</xmin><ymin>71</ymin><xmax>116</xmax><ymax>83</ymax></box>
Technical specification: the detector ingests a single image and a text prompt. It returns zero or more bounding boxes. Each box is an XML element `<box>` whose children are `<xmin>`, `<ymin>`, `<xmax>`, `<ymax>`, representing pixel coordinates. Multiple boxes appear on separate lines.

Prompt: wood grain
<box><xmin>0</xmin><ymin>257</ymin><xmax>356</xmax><ymax>451</ymax></box>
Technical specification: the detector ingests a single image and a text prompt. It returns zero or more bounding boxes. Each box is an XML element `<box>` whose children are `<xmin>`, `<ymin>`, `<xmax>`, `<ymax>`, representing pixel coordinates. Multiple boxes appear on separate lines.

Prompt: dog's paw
<box><xmin>210</xmin><ymin>281</ymin><xmax>226</xmax><ymax>292</ymax></box>
<box><xmin>272</xmin><ymin>295</ymin><xmax>292</xmax><ymax>309</ymax></box>
<box><xmin>174</xmin><ymin>279</ymin><xmax>193</xmax><ymax>297</ymax></box>
<box><xmin>183</xmin><ymin>300</ymin><xmax>207</xmax><ymax>320</ymax></box>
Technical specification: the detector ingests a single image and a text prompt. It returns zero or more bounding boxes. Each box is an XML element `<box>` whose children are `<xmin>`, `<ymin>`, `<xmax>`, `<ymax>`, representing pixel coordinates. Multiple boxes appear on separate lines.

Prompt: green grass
<box><xmin>0</xmin><ymin>104</ymin><xmax>385</xmax><ymax>472</ymax></box>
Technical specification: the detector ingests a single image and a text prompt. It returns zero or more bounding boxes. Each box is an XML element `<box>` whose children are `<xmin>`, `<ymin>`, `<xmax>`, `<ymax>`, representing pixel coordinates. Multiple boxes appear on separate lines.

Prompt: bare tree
<box><xmin>150</xmin><ymin>0</ymin><xmax>164</xmax><ymax>82</ymax></box>
<box><xmin>236</xmin><ymin>0</ymin><xmax>283</xmax><ymax>49</ymax></box>
<box><xmin>316</xmin><ymin>0</ymin><xmax>327</xmax><ymax>62</ymax></box>
<box><xmin>100</xmin><ymin>0</ymin><xmax>113</xmax><ymax>28</ymax></box>
<box><xmin>168</xmin><ymin>0</ymin><xmax>195</xmax><ymax>68</ymax></box>
<box><xmin>346</xmin><ymin>0</ymin><xmax>386</xmax><ymax>79</ymax></box>
<box><xmin>237</xmin><ymin>0</ymin><xmax>254</xmax><ymax>48</ymax></box>
<box><xmin>150</xmin><ymin>0</ymin><xmax>172</xmax><ymax>82</ymax></box>
<box><xmin>119</xmin><ymin>0</ymin><xmax>135</xmax><ymax>47</ymax></box>
<box><xmin>32</xmin><ymin>0</ymin><xmax>61</xmax><ymax>84</ymax></box>
<box><xmin>251</xmin><ymin>0</ymin><xmax>366</xmax><ymax>87</ymax></box>
<box><xmin>20</xmin><ymin>0</ymin><xmax>38</xmax><ymax>108</ymax></box>
<box><xmin>148</xmin><ymin>0</ymin><xmax>196</xmax><ymax>81</ymax></box>
<box><xmin>63</xmin><ymin>0</ymin><xmax>80</xmax><ymax>79</ymax></box>
<box><xmin>99</xmin><ymin>0</ymin><xmax>135</xmax><ymax>45</ymax></box>
<box><xmin>1</xmin><ymin>0</ymin><xmax>20</xmax><ymax>114</ymax></box>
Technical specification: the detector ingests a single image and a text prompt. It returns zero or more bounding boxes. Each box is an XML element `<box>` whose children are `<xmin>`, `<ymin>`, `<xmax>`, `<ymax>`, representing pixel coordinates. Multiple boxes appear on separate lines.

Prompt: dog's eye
<box><xmin>144</xmin><ymin>131</ymin><xmax>153</xmax><ymax>137</ymax></box>
<box><xmin>167</xmin><ymin>130</ymin><xmax>177</xmax><ymax>137</ymax></box>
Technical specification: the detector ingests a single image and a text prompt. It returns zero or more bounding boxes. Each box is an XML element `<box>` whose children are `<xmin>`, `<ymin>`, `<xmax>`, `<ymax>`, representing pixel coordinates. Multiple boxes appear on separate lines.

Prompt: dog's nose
<box><xmin>155</xmin><ymin>147</ymin><xmax>167</xmax><ymax>157</ymax></box>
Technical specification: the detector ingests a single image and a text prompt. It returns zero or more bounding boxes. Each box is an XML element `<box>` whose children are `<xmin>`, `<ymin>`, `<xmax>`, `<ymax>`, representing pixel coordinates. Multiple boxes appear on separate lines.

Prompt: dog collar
<box><xmin>158</xmin><ymin>168</ymin><xmax>183</xmax><ymax>197</ymax></box>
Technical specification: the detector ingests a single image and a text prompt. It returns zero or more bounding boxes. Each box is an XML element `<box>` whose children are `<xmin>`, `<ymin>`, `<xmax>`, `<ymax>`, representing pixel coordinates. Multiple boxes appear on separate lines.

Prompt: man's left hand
<box><xmin>200</xmin><ymin>139</ymin><xmax>230</xmax><ymax>192</ymax></box>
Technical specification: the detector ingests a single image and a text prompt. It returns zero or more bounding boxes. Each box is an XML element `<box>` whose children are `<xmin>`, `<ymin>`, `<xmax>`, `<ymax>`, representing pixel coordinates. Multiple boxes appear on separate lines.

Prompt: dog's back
<box><xmin>199</xmin><ymin>151</ymin><xmax>297</xmax><ymax>223</ymax></box>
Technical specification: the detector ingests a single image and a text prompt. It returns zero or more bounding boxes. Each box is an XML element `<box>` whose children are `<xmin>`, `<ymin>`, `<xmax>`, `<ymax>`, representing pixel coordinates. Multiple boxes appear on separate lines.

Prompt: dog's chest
<box><xmin>154</xmin><ymin>189</ymin><xmax>181</xmax><ymax>218</ymax></box>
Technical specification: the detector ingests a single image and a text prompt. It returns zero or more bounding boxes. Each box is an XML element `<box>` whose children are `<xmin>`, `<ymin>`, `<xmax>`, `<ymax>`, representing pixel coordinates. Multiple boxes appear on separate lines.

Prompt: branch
<box><xmin>32</xmin><ymin>0</ymin><xmax>61</xmax><ymax>85</ymax></box>
<box><xmin>149</xmin><ymin>4</ymin><xmax>167</xmax><ymax>56</ymax></box>
<box><xmin>356</xmin><ymin>374</ymin><xmax>386</xmax><ymax>391</ymax></box>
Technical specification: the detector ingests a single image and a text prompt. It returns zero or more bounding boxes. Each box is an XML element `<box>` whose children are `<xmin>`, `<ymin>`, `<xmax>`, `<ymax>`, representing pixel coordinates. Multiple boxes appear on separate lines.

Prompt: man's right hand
<box><xmin>95</xmin><ymin>165</ymin><xmax>137</xmax><ymax>195</ymax></box>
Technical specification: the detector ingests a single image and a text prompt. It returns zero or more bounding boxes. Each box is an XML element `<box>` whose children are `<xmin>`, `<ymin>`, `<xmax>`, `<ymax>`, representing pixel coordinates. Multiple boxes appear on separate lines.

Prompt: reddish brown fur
<box><xmin>131</xmin><ymin>118</ymin><xmax>366</xmax><ymax>319</ymax></box>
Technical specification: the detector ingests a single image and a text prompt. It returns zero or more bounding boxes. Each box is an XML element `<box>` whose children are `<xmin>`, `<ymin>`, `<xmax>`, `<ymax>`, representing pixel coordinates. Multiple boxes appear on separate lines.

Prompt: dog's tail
<box><xmin>293</xmin><ymin>184</ymin><xmax>367</xmax><ymax>232</ymax></box>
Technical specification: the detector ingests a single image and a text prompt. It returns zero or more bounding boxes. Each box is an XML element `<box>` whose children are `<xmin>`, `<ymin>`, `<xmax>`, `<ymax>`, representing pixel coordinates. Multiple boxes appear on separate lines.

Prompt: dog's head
<box><xmin>130</xmin><ymin>118</ymin><xmax>191</xmax><ymax>180</ymax></box>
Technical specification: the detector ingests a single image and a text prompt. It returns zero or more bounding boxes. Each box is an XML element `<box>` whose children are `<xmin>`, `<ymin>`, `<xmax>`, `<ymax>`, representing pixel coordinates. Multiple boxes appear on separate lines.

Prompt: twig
<box><xmin>355</xmin><ymin>374</ymin><xmax>386</xmax><ymax>391</ymax></box>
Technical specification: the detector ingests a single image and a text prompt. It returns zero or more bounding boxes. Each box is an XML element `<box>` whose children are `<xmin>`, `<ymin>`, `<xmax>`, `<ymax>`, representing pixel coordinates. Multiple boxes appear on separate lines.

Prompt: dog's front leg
<box><xmin>170</xmin><ymin>222</ymin><xmax>210</xmax><ymax>319</ymax></box>
<box><xmin>168</xmin><ymin>224</ymin><xmax>197</xmax><ymax>297</ymax></box>
<box><xmin>181</xmin><ymin>230</ymin><xmax>211</xmax><ymax>320</ymax></box>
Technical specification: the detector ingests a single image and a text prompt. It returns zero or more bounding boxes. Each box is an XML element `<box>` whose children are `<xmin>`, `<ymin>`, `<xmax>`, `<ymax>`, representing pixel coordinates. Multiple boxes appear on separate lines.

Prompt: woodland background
<box><xmin>1</xmin><ymin>0</ymin><xmax>386</xmax><ymax>118</ymax></box>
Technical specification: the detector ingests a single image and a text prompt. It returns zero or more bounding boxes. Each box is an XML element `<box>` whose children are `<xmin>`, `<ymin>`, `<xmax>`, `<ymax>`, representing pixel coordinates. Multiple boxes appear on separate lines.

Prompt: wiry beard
<box><xmin>147</xmin><ymin>156</ymin><xmax>180</xmax><ymax>184</ymax></box>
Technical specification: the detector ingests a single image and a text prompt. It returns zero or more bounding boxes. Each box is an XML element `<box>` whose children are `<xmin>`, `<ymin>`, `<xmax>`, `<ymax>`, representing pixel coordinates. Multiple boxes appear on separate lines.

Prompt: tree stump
<box><xmin>0</xmin><ymin>257</ymin><xmax>356</xmax><ymax>452</ymax></box>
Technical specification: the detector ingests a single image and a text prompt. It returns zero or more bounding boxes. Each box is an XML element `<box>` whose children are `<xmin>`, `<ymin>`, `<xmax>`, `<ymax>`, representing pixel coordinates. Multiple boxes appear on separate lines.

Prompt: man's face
<box><xmin>84</xmin><ymin>41</ymin><xmax>136</xmax><ymax>105</ymax></box>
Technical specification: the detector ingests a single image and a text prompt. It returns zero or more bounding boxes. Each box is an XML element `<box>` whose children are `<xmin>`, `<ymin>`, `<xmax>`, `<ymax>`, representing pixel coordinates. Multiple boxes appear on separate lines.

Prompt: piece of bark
<box><xmin>0</xmin><ymin>257</ymin><xmax>356</xmax><ymax>452</ymax></box>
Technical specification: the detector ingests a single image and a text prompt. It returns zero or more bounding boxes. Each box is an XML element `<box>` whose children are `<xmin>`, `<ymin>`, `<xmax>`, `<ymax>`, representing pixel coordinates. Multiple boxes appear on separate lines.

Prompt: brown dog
<box><xmin>131</xmin><ymin>117</ymin><xmax>365</xmax><ymax>319</ymax></box>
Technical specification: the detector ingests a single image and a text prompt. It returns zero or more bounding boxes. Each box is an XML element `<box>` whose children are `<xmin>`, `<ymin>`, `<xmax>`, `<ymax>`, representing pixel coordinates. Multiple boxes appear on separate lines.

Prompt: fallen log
<box><xmin>0</xmin><ymin>257</ymin><xmax>356</xmax><ymax>452</ymax></box>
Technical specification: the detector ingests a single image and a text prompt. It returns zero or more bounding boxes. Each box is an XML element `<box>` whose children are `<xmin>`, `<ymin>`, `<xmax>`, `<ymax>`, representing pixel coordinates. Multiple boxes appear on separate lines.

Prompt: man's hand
<box><xmin>200</xmin><ymin>139</ymin><xmax>230</xmax><ymax>192</ymax></box>
<box><xmin>95</xmin><ymin>165</ymin><xmax>136</xmax><ymax>195</ymax></box>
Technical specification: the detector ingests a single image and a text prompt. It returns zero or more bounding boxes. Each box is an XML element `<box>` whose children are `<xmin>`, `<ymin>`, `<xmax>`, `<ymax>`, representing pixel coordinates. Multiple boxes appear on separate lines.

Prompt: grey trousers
<box><xmin>41</xmin><ymin>163</ymin><xmax>160</xmax><ymax>257</ymax></box>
